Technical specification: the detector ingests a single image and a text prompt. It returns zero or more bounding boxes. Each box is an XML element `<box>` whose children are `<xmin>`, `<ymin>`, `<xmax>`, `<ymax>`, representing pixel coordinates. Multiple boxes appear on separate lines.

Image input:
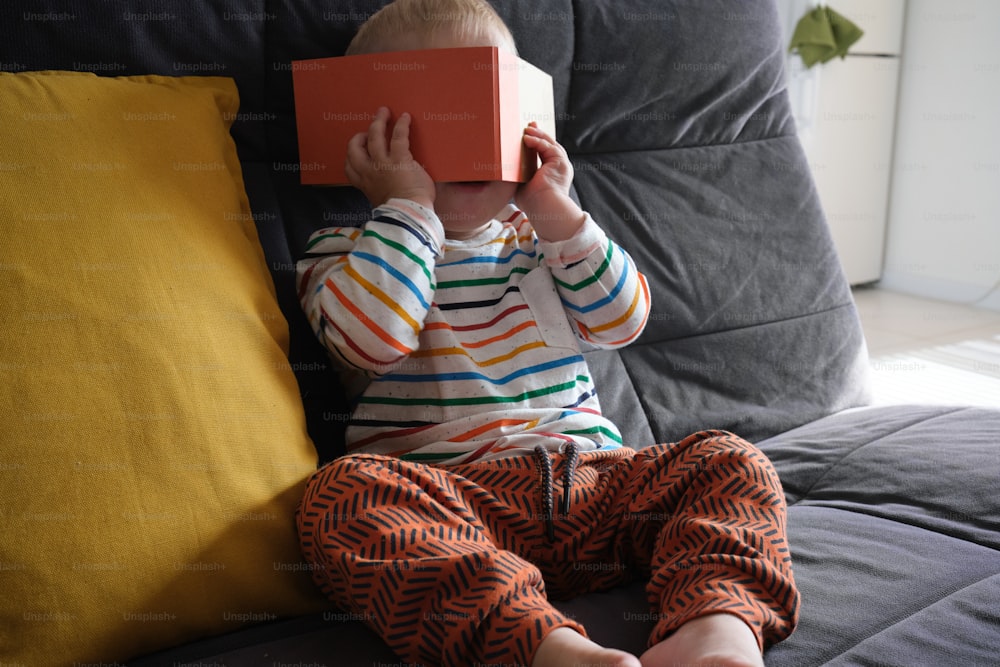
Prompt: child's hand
<box><xmin>345</xmin><ymin>106</ymin><xmax>435</xmax><ymax>209</ymax></box>
<box><xmin>515</xmin><ymin>123</ymin><xmax>585</xmax><ymax>241</ymax></box>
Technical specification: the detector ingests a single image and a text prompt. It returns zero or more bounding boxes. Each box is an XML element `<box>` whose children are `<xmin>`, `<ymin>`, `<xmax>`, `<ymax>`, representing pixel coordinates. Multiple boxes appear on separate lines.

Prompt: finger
<box><xmin>523</xmin><ymin>131</ymin><xmax>565</xmax><ymax>164</ymax></box>
<box><xmin>345</xmin><ymin>131</ymin><xmax>371</xmax><ymax>169</ymax></box>
<box><xmin>523</xmin><ymin>122</ymin><xmax>549</xmax><ymax>139</ymax></box>
<box><xmin>344</xmin><ymin>157</ymin><xmax>361</xmax><ymax>188</ymax></box>
<box><xmin>524</xmin><ymin>124</ymin><xmax>562</xmax><ymax>151</ymax></box>
<box><xmin>389</xmin><ymin>112</ymin><xmax>413</xmax><ymax>159</ymax></box>
<box><xmin>366</xmin><ymin>106</ymin><xmax>390</xmax><ymax>160</ymax></box>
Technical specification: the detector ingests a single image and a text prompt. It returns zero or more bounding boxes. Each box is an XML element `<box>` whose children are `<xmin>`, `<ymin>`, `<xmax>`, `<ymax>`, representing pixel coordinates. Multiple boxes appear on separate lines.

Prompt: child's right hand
<box><xmin>345</xmin><ymin>106</ymin><xmax>435</xmax><ymax>210</ymax></box>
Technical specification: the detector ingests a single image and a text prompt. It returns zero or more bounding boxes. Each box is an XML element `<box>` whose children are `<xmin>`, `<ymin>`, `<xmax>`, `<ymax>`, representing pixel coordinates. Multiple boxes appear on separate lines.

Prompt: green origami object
<box><xmin>789</xmin><ymin>5</ymin><xmax>865</xmax><ymax>68</ymax></box>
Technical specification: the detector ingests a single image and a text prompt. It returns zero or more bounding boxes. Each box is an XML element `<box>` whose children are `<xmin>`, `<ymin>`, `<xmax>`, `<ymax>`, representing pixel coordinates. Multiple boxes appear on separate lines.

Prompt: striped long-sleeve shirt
<box><xmin>297</xmin><ymin>198</ymin><xmax>650</xmax><ymax>464</ymax></box>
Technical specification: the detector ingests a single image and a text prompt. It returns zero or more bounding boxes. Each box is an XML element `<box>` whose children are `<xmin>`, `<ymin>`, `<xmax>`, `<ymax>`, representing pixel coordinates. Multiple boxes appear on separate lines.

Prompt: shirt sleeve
<box><xmin>296</xmin><ymin>198</ymin><xmax>444</xmax><ymax>374</ymax></box>
<box><xmin>536</xmin><ymin>213</ymin><xmax>651</xmax><ymax>349</ymax></box>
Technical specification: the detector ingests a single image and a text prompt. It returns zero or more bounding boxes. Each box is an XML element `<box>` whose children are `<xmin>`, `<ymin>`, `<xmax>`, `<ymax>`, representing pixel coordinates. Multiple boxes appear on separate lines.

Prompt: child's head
<box><xmin>348</xmin><ymin>0</ymin><xmax>521</xmax><ymax>238</ymax></box>
<box><xmin>347</xmin><ymin>0</ymin><xmax>516</xmax><ymax>56</ymax></box>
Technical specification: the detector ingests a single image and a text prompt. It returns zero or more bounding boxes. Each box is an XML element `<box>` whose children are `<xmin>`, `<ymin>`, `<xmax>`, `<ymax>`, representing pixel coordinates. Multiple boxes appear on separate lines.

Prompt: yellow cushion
<box><xmin>0</xmin><ymin>71</ymin><xmax>327</xmax><ymax>666</ymax></box>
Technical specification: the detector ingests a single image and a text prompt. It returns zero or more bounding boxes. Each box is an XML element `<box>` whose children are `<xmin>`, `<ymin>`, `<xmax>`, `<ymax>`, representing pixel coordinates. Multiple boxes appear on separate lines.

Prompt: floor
<box><xmin>852</xmin><ymin>286</ymin><xmax>1000</xmax><ymax>407</ymax></box>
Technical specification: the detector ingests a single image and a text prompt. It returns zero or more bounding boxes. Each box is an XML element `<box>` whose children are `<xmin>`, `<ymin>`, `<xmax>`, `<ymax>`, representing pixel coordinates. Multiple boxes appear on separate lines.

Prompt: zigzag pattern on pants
<box><xmin>297</xmin><ymin>430</ymin><xmax>800</xmax><ymax>666</ymax></box>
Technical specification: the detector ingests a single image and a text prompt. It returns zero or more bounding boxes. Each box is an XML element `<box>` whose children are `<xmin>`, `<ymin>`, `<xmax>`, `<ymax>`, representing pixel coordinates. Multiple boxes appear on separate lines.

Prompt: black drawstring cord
<box><xmin>561</xmin><ymin>442</ymin><xmax>579</xmax><ymax>516</ymax></box>
<box><xmin>533</xmin><ymin>445</ymin><xmax>556</xmax><ymax>542</ymax></box>
<box><xmin>534</xmin><ymin>442</ymin><xmax>580</xmax><ymax>542</ymax></box>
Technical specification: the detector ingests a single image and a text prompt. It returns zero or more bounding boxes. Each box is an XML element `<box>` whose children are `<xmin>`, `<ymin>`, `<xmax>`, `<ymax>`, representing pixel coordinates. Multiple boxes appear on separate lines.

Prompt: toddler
<box><xmin>295</xmin><ymin>1</ymin><xmax>799</xmax><ymax>665</ymax></box>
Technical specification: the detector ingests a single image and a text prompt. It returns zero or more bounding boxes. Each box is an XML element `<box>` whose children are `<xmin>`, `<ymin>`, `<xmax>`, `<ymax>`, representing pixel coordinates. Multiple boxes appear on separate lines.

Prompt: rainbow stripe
<box><xmin>297</xmin><ymin>200</ymin><xmax>650</xmax><ymax>463</ymax></box>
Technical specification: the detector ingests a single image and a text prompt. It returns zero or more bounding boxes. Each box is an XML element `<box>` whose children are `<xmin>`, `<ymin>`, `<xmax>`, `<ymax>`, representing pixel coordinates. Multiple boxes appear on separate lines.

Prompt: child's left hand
<box><xmin>515</xmin><ymin>123</ymin><xmax>586</xmax><ymax>241</ymax></box>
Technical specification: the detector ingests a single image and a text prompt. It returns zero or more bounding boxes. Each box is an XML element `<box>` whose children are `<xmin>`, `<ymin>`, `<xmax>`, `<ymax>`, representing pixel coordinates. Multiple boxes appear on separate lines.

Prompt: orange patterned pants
<box><xmin>297</xmin><ymin>430</ymin><xmax>799</xmax><ymax>666</ymax></box>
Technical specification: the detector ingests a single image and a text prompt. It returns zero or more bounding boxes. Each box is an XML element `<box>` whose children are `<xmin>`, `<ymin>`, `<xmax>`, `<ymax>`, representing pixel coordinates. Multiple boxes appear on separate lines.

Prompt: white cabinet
<box><xmin>805</xmin><ymin>55</ymin><xmax>902</xmax><ymax>285</ymax></box>
<box><xmin>787</xmin><ymin>0</ymin><xmax>907</xmax><ymax>285</ymax></box>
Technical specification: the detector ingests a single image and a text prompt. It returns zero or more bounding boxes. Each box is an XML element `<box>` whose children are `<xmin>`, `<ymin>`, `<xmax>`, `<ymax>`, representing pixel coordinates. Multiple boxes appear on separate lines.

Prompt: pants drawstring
<box><xmin>560</xmin><ymin>442</ymin><xmax>578</xmax><ymax>516</ymax></box>
<box><xmin>533</xmin><ymin>442</ymin><xmax>579</xmax><ymax>542</ymax></box>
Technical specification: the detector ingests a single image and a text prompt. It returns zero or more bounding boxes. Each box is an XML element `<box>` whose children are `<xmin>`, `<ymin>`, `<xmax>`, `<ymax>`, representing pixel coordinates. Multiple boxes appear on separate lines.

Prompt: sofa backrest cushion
<box><xmin>266</xmin><ymin>0</ymin><xmax>874</xmax><ymax>447</ymax></box>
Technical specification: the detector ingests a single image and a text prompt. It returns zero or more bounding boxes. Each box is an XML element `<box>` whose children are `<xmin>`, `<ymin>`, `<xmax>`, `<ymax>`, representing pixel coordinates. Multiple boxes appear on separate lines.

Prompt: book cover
<box><xmin>292</xmin><ymin>46</ymin><xmax>555</xmax><ymax>186</ymax></box>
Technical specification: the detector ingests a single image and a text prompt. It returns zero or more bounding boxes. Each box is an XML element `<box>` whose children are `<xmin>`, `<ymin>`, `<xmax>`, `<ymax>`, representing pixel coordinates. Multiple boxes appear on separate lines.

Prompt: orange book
<box><xmin>292</xmin><ymin>46</ymin><xmax>556</xmax><ymax>186</ymax></box>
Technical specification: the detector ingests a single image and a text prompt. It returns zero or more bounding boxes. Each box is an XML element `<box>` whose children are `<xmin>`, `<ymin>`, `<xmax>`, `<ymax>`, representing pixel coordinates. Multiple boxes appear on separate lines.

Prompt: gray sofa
<box><xmin>2</xmin><ymin>1</ymin><xmax>997</xmax><ymax>665</ymax></box>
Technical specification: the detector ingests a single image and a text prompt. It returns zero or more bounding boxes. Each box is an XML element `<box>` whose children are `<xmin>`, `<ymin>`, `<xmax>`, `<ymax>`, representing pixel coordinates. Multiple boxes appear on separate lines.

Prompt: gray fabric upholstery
<box><xmin>759</xmin><ymin>406</ymin><xmax>1000</xmax><ymax>666</ymax></box>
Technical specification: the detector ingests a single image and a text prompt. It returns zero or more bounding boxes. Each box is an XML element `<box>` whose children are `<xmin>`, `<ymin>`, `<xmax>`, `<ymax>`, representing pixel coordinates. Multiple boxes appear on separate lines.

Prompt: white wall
<box><xmin>881</xmin><ymin>0</ymin><xmax>1000</xmax><ymax>310</ymax></box>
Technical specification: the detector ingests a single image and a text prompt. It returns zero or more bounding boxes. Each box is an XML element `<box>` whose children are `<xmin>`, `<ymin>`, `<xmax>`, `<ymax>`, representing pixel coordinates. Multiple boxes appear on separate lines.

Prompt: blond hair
<box><xmin>346</xmin><ymin>0</ymin><xmax>517</xmax><ymax>55</ymax></box>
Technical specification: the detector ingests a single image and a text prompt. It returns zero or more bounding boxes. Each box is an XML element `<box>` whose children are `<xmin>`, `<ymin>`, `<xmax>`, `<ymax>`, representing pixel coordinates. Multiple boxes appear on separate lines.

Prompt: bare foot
<box><xmin>639</xmin><ymin>613</ymin><xmax>763</xmax><ymax>667</ymax></box>
<box><xmin>532</xmin><ymin>626</ymin><xmax>642</xmax><ymax>667</ymax></box>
